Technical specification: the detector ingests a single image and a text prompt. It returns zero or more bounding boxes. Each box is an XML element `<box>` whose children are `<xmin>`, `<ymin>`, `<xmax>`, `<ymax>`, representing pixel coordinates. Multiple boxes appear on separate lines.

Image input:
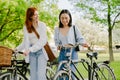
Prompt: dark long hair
<box><xmin>59</xmin><ymin>9</ymin><xmax>72</xmax><ymax>28</ymax></box>
<box><xmin>25</xmin><ymin>7</ymin><xmax>39</xmax><ymax>38</ymax></box>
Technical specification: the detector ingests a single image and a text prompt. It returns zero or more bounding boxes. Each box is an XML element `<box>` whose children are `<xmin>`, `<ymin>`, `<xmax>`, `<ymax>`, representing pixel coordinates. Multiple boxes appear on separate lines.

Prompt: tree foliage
<box><xmin>69</xmin><ymin>0</ymin><xmax>120</xmax><ymax>61</ymax></box>
<box><xmin>0</xmin><ymin>0</ymin><xmax>27</xmax><ymax>47</ymax></box>
<box><xmin>0</xmin><ymin>0</ymin><xmax>59</xmax><ymax>48</ymax></box>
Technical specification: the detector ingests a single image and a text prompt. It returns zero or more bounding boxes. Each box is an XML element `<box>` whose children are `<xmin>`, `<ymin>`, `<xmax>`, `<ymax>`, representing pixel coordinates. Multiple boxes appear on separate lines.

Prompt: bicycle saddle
<box><xmin>86</xmin><ymin>52</ymin><xmax>98</xmax><ymax>59</ymax></box>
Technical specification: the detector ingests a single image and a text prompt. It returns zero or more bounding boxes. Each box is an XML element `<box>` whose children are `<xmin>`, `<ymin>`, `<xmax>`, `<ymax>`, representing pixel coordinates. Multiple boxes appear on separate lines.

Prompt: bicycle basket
<box><xmin>0</xmin><ymin>46</ymin><xmax>13</xmax><ymax>66</ymax></box>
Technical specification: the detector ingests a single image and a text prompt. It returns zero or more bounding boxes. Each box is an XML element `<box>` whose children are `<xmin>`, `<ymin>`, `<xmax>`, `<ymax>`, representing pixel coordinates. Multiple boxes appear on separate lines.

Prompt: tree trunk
<box><xmin>108</xmin><ymin>28</ymin><xmax>114</xmax><ymax>61</ymax></box>
<box><xmin>107</xmin><ymin>0</ymin><xmax>114</xmax><ymax>61</ymax></box>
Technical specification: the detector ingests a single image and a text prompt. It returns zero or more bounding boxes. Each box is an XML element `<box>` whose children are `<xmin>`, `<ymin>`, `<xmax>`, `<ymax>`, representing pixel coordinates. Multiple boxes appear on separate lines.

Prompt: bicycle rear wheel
<box><xmin>92</xmin><ymin>63</ymin><xmax>116</xmax><ymax>80</ymax></box>
<box><xmin>0</xmin><ymin>72</ymin><xmax>27</xmax><ymax>80</ymax></box>
<box><xmin>53</xmin><ymin>70</ymin><xmax>69</xmax><ymax>80</ymax></box>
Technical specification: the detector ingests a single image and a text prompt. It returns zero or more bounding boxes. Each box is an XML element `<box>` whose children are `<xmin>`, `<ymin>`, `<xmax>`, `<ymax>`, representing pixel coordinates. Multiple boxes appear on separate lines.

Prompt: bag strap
<box><xmin>33</xmin><ymin>27</ymin><xmax>40</xmax><ymax>39</ymax></box>
<box><xmin>73</xmin><ymin>25</ymin><xmax>77</xmax><ymax>43</ymax></box>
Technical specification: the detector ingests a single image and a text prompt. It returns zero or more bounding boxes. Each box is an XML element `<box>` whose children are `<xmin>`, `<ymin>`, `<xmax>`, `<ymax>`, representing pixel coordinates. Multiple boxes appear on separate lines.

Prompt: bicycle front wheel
<box><xmin>53</xmin><ymin>70</ymin><xmax>69</xmax><ymax>80</ymax></box>
<box><xmin>0</xmin><ymin>72</ymin><xmax>11</xmax><ymax>80</ymax></box>
<box><xmin>46</xmin><ymin>66</ymin><xmax>55</xmax><ymax>80</ymax></box>
<box><xmin>15</xmin><ymin>73</ymin><xmax>27</xmax><ymax>80</ymax></box>
<box><xmin>92</xmin><ymin>63</ymin><xmax>116</xmax><ymax>80</ymax></box>
<box><xmin>0</xmin><ymin>72</ymin><xmax>27</xmax><ymax>80</ymax></box>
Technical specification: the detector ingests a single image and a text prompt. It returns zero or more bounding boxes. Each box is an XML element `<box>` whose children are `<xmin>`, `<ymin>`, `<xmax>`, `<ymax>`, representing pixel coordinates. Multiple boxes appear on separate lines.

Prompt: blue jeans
<box><xmin>58</xmin><ymin>48</ymin><xmax>78</xmax><ymax>80</ymax></box>
<box><xmin>29</xmin><ymin>49</ymin><xmax>47</xmax><ymax>80</ymax></box>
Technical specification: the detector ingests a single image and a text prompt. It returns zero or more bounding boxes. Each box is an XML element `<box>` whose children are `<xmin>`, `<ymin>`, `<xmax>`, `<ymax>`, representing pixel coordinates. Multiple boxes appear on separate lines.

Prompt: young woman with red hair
<box><xmin>16</xmin><ymin>7</ymin><xmax>48</xmax><ymax>80</ymax></box>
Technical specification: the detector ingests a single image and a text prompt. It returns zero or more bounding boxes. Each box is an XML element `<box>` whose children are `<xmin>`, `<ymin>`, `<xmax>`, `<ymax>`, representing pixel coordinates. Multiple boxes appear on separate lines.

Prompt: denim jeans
<box><xmin>29</xmin><ymin>49</ymin><xmax>47</xmax><ymax>80</ymax></box>
<box><xmin>58</xmin><ymin>48</ymin><xmax>78</xmax><ymax>80</ymax></box>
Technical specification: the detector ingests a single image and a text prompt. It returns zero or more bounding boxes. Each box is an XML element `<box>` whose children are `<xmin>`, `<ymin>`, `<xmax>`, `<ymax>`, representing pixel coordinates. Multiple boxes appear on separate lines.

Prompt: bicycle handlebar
<box><xmin>17</xmin><ymin>51</ymin><xmax>23</xmax><ymax>54</ymax></box>
<box><xmin>13</xmin><ymin>50</ymin><xmax>24</xmax><ymax>55</ymax></box>
<box><xmin>61</xmin><ymin>44</ymin><xmax>98</xmax><ymax>60</ymax></box>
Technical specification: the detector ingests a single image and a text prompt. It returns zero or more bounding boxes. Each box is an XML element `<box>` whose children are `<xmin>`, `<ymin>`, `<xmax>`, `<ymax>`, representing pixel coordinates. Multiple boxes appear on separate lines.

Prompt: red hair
<box><xmin>25</xmin><ymin>7</ymin><xmax>39</xmax><ymax>38</ymax></box>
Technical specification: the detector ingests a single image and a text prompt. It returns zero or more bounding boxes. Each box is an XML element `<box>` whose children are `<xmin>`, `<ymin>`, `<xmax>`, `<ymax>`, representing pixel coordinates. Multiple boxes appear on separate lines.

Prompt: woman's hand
<box><xmin>23</xmin><ymin>50</ymin><xmax>30</xmax><ymax>56</ymax></box>
<box><xmin>64</xmin><ymin>44</ymin><xmax>73</xmax><ymax>48</ymax></box>
<box><xmin>57</xmin><ymin>46</ymin><xmax>61</xmax><ymax>50</ymax></box>
<box><xmin>82</xmin><ymin>43</ymin><xmax>89</xmax><ymax>47</ymax></box>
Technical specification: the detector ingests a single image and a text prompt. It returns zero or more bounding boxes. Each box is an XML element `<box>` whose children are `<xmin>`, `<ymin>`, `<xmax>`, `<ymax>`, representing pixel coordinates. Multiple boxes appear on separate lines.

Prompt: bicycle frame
<box><xmin>54</xmin><ymin>49</ymin><xmax>101</xmax><ymax>80</ymax></box>
<box><xmin>55</xmin><ymin>48</ymin><xmax>86</xmax><ymax>80</ymax></box>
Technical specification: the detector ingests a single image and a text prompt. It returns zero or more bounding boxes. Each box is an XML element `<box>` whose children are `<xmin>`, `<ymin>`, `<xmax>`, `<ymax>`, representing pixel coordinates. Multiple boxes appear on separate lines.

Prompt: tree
<box><xmin>75</xmin><ymin>18</ymin><xmax>108</xmax><ymax>49</ymax></box>
<box><xmin>0</xmin><ymin>0</ymin><xmax>28</xmax><ymax>47</ymax></box>
<box><xmin>106</xmin><ymin>0</ymin><xmax>120</xmax><ymax>61</ymax></box>
<box><xmin>69</xmin><ymin>0</ymin><xmax>120</xmax><ymax>61</ymax></box>
<box><xmin>0</xmin><ymin>0</ymin><xmax>59</xmax><ymax>48</ymax></box>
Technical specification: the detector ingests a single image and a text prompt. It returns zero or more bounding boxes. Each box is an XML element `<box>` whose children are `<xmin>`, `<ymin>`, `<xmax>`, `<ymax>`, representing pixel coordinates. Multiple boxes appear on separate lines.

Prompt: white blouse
<box><xmin>54</xmin><ymin>25</ymin><xmax>86</xmax><ymax>47</ymax></box>
<box><xmin>16</xmin><ymin>21</ymin><xmax>48</xmax><ymax>60</ymax></box>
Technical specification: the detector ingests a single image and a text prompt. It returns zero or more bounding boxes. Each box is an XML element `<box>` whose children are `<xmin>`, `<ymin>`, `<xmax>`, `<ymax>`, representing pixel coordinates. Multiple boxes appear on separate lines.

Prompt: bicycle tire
<box><xmin>53</xmin><ymin>70</ymin><xmax>70</xmax><ymax>80</ymax></box>
<box><xmin>92</xmin><ymin>63</ymin><xmax>116</xmax><ymax>80</ymax></box>
<box><xmin>46</xmin><ymin>66</ymin><xmax>55</xmax><ymax>80</ymax></box>
<box><xmin>24</xmin><ymin>68</ymin><xmax>30</xmax><ymax>80</ymax></box>
<box><xmin>0</xmin><ymin>72</ymin><xmax>27</xmax><ymax>80</ymax></box>
<box><xmin>0</xmin><ymin>72</ymin><xmax>11</xmax><ymax>80</ymax></box>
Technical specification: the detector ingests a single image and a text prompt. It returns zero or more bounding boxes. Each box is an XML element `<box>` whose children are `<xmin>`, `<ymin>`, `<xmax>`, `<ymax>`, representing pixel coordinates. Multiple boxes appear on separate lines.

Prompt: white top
<box><xmin>16</xmin><ymin>21</ymin><xmax>48</xmax><ymax>60</ymax></box>
<box><xmin>54</xmin><ymin>25</ymin><xmax>86</xmax><ymax>47</ymax></box>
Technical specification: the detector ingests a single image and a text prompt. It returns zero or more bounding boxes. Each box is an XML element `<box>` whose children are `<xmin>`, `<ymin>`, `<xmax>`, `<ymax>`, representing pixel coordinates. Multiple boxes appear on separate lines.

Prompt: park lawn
<box><xmin>110</xmin><ymin>61</ymin><xmax>120</xmax><ymax>80</ymax></box>
<box><xmin>78</xmin><ymin>52</ymin><xmax>120</xmax><ymax>80</ymax></box>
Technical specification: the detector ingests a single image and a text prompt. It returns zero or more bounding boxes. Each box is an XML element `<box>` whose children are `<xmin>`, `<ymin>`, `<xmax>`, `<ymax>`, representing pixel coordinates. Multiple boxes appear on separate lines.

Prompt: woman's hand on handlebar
<box><xmin>81</xmin><ymin>43</ymin><xmax>93</xmax><ymax>51</ymax></box>
<box><xmin>82</xmin><ymin>43</ymin><xmax>89</xmax><ymax>48</ymax></box>
<box><xmin>64</xmin><ymin>44</ymin><xmax>73</xmax><ymax>48</ymax></box>
<box><xmin>57</xmin><ymin>44</ymin><xmax>73</xmax><ymax>50</ymax></box>
<box><xmin>13</xmin><ymin>49</ymin><xmax>29</xmax><ymax>55</ymax></box>
<box><xmin>23</xmin><ymin>50</ymin><xmax>30</xmax><ymax>56</ymax></box>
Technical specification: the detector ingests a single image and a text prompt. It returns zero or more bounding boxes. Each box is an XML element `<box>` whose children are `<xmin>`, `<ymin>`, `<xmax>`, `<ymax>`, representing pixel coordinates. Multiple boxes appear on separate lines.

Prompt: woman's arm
<box><xmin>54</xmin><ymin>27</ymin><xmax>61</xmax><ymax>50</ymax></box>
<box><xmin>16</xmin><ymin>26</ymin><xmax>29</xmax><ymax>51</ymax></box>
<box><xmin>54</xmin><ymin>27</ymin><xmax>60</xmax><ymax>46</ymax></box>
<box><xmin>75</xmin><ymin>26</ymin><xmax>89</xmax><ymax>47</ymax></box>
<box><xmin>75</xmin><ymin>26</ymin><xmax>86</xmax><ymax>45</ymax></box>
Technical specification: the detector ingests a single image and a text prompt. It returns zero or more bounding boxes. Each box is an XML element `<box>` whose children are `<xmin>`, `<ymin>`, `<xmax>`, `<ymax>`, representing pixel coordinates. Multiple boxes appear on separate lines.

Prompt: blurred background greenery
<box><xmin>0</xmin><ymin>0</ymin><xmax>120</xmax><ymax>61</ymax></box>
<box><xmin>0</xmin><ymin>0</ymin><xmax>120</xmax><ymax>79</ymax></box>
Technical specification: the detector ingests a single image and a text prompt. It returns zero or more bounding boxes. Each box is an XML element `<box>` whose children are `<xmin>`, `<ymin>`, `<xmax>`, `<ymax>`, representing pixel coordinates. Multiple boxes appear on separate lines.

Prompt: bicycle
<box><xmin>46</xmin><ymin>60</ymin><xmax>58</xmax><ymax>80</ymax></box>
<box><xmin>0</xmin><ymin>50</ymin><xmax>30</xmax><ymax>80</ymax></box>
<box><xmin>53</xmin><ymin>45</ymin><xmax>116</xmax><ymax>80</ymax></box>
<box><xmin>0</xmin><ymin>46</ymin><xmax>58</xmax><ymax>80</ymax></box>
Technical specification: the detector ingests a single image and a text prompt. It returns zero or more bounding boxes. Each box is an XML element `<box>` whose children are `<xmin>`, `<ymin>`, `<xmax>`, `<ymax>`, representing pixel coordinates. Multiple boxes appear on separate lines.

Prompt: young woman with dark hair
<box><xmin>54</xmin><ymin>9</ymin><xmax>89</xmax><ymax>79</ymax></box>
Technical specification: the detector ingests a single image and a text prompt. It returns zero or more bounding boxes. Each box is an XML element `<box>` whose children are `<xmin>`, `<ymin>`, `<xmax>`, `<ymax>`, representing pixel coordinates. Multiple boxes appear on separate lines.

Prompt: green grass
<box><xmin>78</xmin><ymin>52</ymin><xmax>120</xmax><ymax>80</ymax></box>
<box><xmin>110</xmin><ymin>61</ymin><xmax>120</xmax><ymax>80</ymax></box>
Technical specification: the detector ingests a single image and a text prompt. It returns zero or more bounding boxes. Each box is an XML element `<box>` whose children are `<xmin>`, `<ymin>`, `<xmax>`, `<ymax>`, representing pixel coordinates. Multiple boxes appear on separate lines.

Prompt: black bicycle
<box><xmin>53</xmin><ymin>46</ymin><xmax>116</xmax><ymax>80</ymax></box>
<box><xmin>0</xmin><ymin>51</ymin><xmax>30</xmax><ymax>80</ymax></box>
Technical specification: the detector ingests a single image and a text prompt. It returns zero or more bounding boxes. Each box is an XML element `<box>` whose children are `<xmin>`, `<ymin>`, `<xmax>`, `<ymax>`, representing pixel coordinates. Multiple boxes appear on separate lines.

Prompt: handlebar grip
<box><xmin>17</xmin><ymin>51</ymin><xmax>23</xmax><ymax>54</ymax></box>
<box><xmin>13</xmin><ymin>51</ymin><xmax>23</xmax><ymax>54</ymax></box>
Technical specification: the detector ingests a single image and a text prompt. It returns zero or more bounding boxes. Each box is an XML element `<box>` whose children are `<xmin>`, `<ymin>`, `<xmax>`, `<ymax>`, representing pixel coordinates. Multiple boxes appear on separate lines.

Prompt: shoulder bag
<box><xmin>44</xmin><ymin>42</ymin><xmax>56</xmax><ymax>62</ymax></box>
<box><xmin>73</xmin><ymin>25</ymin><xmax>80</xmax><ymax>51</ymax></box>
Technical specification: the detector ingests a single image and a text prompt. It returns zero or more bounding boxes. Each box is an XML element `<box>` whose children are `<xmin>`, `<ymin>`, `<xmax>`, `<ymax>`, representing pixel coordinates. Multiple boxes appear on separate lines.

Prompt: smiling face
<box><xmin>59</xmin><ymin>9</ymin><xmax>72</xmax><ymax>28</ymax></box>
<box><xmin>31</xmin><ymin>11</ymin><xmax>39</xmax><ymax>22</ymax></box>
<box><xmin>60</xmin><ymin>13</ymin><xmax>70</xmax><ymax>27</ymax></box>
